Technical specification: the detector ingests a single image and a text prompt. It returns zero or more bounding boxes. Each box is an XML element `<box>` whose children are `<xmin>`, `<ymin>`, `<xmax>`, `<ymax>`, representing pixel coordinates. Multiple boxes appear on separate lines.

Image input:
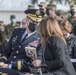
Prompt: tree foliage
<box><xmin>32</xmin><ymin>0</ymin><xmax>76</xmax><ymax>5</ymax></box>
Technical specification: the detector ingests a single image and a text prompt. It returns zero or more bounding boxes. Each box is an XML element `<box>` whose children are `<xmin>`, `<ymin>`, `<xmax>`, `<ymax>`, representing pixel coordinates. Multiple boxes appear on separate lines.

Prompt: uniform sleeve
<box><xmin>11</xmin><ymin>60</ymin><xmax>32</xmax><ymax>71</ymax></box>
<box><xmin>43</xmin><ymin>36</ymin><xmax>66</xmax><ymax>70</ymax></box>
<box><xmin>0</xmin><ymin>29</ymin><xmax>17</xmax><ymax>63</ymax></box>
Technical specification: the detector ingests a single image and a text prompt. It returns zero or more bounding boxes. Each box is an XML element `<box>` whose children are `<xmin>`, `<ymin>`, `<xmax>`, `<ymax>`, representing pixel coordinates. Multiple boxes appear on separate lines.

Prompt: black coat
<box><xmin>42</xmin><ymin>35</ymin><xmax>76</xmax><ymax>75</ymax></box>
<box><xmin>0</xmin><ymin>28</ymin><xmax>42</xmax><ymax>72</ymax></box>
<box><xmin>66</xmin><ymin>34</ymin><xmax>76</xmax><ymax>58</ymax></box>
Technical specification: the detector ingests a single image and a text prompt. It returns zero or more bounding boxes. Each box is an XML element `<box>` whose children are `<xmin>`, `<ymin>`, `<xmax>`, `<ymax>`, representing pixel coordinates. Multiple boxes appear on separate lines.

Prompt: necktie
<box><xmin>21</xmin><ymin>33</ymin><xmax>28</xmax><ymax>42</ymax></box>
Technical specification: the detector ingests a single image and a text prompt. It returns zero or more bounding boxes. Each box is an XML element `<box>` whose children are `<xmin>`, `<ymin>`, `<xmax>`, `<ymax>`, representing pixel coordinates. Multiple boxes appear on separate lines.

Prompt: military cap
<box><xmin>46</xmin><ymin>4</ymin><xmax>56</xmax><ymax>10</ymax></box>
<box><xmin>70</xmin><ymin>5</ymin><xmax>76</xmax><ymax>10</ymax></box>
<box><xmin>10</xmin><ymin>15</ymin><xmax>16</xmax><ymax>19</ymax></box>
<box><xmin>24</xmin><ymin>9</ymin><xmax>44</xmax><ymax>23</ymax></box>
<box><xmin>56</xmin><ymin>10</ymin><xmax>65</xmax><ymax>16</ymax></box>
<box><xmin>28</xmin><ymin>5</ymin><xmax>35</xmax><ymax>9</ymax></box>
<box><xmin>38</xmin><ymin>2</ymin><xmax>47</xmax><ymax>7</ymax></box>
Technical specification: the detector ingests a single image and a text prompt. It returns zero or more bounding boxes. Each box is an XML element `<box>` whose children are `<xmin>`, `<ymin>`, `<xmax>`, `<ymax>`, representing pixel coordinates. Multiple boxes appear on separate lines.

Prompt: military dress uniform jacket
<box><xmin>0</xmin><ymin>28</ymin><xmax>42</xmax><ymax>72</ymax></box>
<box><xmin>41</xmin><ymin>35</ymin><xmax>76</xmax><ymax>75</ymax></box>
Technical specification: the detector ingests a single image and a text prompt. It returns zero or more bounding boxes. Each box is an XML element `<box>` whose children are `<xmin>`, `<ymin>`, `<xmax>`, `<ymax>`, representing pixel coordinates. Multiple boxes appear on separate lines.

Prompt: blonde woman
<box><xmin>32</xmin><ymin>18</ymin><xmax>76</xmax><ymax>75</ymax></box>
<box><xmin>59</xmin><ymin>19</ymin><xmax>76</xmax><ymax>70</ymax></box>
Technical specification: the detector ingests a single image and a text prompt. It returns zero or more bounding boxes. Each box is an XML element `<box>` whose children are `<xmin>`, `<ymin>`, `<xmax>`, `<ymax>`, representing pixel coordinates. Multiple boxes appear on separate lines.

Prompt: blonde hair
<box><xmin>39</xmin><ymin>17</ymin><xmax>66</xmax><ymax>45</ymax></box>
<box><xmin>59</xmin><ymin>20</ymin><xmax>72</xmax><ymax>33</ymax></box>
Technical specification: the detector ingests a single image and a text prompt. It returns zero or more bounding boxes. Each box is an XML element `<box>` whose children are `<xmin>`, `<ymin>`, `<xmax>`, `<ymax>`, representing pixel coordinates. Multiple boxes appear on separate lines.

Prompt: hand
<box><xmin>32</xmin><ymin>59</ymin><xmax>41</xmax><ymax>67</ymax></box>
<box><xmin>25</xmin><ymin>73</ymin><xmax>34</xmax><ymax>75</ymax></box>
<box><xmin>2</xmin><ymin>64</ymin><xmax>9</xmax><ymax>68</ymax></box>
<box><xmin>0</xmin><ymin>62</ymin><xmax>4</xmax><ymax>67</ymax></box>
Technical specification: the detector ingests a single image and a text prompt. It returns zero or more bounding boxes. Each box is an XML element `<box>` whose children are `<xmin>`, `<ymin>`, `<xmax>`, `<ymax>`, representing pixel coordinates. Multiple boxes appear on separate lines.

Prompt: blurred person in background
<box><xmin>16</xmin><ymin>21</ymin><xmax>21</xmax><ymax>28</ymax></box>
<box><xmin>59</xmin><ymin>19</ymin><xmax>76</xmax><ymax>70</ymax></box>
<box><xmin>0</xmin><ymin>21</ymin><xmax>7</xmax><ymax>49</ymax></box>
<box><xmin>5</xmin><ymin>15</ymin><xmax>20</xmax><ymax>42</ymax></box>
<box><xmin>56</xmin><ymin>10</ymin><xmax>66</xmax><ymax>19</ymax></box>
<box><xmin>38</xmin><ymin>2</ymin><xmax>47</xmax><ymax>18</ymax></box>
<box><xmin>68</xmin><ymin>5</ymin><xmax>76</xmax><ymax>35</ymax></box>
<box><xmin>46</xmin><ymin>4</ymin><xmax>62</xmax><ymax>21</ymax></box>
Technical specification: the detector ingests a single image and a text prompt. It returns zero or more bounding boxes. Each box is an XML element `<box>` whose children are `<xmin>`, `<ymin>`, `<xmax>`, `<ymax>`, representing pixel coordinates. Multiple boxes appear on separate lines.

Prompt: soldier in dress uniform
<box><xmin>5</xmin><ymin>15</ymin><xmax>20</xmax><ymax>42</ymax></box>
<box><xmin>46</xmin><ymin>4</ymin><xmax>62</xmax><ymax>21</ymax></box>
<box><xmin>21</xmin><ymin>5</ymin><xmax>35</xmax><ymax>28</ymax></box>
<box><xmin>0</xmin><ymin>9</ymin><xmax>42</xmax><ymax>75</ymax></box>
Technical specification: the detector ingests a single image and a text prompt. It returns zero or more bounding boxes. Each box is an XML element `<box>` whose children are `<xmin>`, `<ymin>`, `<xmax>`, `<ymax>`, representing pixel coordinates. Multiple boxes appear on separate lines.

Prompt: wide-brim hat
<box><xmin>24</xmin><ymin>9</ymin><xmax>44</xmax><ymax>23</ymax></box>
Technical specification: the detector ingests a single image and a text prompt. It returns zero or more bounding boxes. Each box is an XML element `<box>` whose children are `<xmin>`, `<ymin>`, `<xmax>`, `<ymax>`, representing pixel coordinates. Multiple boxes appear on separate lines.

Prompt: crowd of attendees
<box><xmin>0</xmin><ymin>2</ymin><xmax>76</xmax><ymax>75</ymax></box>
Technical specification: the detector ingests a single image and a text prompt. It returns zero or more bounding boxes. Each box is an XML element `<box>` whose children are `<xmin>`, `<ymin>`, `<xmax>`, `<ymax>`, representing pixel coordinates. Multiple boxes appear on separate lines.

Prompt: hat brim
<box><xmin>27</xmin><ymin>14</ymin><xmax>42</xmax><ymax>23</ymax></box>
<box><xmin>38</xmin><ymin>4</ymin><xmax>43</xmax><ymax>6</ymax></box>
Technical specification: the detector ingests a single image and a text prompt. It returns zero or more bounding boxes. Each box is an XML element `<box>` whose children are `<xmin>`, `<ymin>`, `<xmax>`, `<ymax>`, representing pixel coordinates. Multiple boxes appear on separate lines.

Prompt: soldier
<box><xmin>68</xmin><ymin>5</ymin><xmax>76</xmax><ymax>24</ymax></box>
<box><xmin>0</xmin><ymin>9</ymin><xmax>42</xmax><ymax>75</ymax></box>
<box><xmin>0</xmin><ymin>21</ymin><xmax>7</xmax><ymax>49</ymax></box>
<box><xmin>56</xmin><ymin>10</ymin><xmax>66</xmax><ymax>19</ymax></box>
<box><xmin>46</xmin><ymin>4</ymin><xmax>62</xmax><ymax>21</ymax></box>
<box><xmin>5</xmin><ymin>15</ymin><xmax>19</xmax><ymax>41</ymax></box>
<box><xmin>68</xmin><ymin>5</ymin><xmax>76</xmax><ymax>35</ymax></box>
<box><xmin>38</xmin><ymin>2</ymin><xmax>47</xmax><ymax>18</ymax></box>
<box><xmin>21</xmin><ymin>5</ymin><xmax>35</xmax><ymax>29</ymax></box>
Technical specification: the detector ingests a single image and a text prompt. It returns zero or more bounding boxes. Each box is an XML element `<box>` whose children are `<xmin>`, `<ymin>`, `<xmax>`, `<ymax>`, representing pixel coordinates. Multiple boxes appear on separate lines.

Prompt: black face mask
<box><xmin>46</xmin><ymin>9</ymin><xmax>50</xmax><ymax>16</ymax></box>
<box><xmin>70</xmin><ymin>10</ymin><xmax>75</xmax><ymax>16</ymax></box>
<box><xmin>28</xmin><ymin>23</ymin><xmax>36</xmax><ymax>32</ymax></box>
<box><xmin>40</xmin><ymin>8</ymin><xmax>44</xmax><ymax>12</ymax></box>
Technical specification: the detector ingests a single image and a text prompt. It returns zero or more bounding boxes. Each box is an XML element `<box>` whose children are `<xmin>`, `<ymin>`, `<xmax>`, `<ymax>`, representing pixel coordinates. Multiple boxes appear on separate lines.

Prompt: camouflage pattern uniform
<box><xmin>68</xmin><ymin>5</ymin><xmax>76</xmax><ymax>24</ymax></box>
<box><xmin>46</xmin><ymin>4</ymin><xmax>62</xmax><ymax>21</ymax></box>
<box><xmin>5</xmin><ymin>15</ymin><xmax>20</xmax><ymax>40</ymax></box>
<box><xmin>38</xmin><ymin>2</ymin><xmax>47</xmax><ymax>19</ymax></box>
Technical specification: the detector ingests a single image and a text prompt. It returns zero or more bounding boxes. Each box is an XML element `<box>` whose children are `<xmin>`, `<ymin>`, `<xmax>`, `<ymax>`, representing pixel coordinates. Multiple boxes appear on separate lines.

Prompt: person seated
<box><xmin>0</xmin><ymin>9</ymin><xmax>43</xmax><ymax>75</ymax></box>
<box><xmin>25</xmin><ymin>17</ymin><xmax>76</xmax><ymax>75</ymax></box>
<box><xmin>59</xmin><ymin>19</ymin><xmax>76</xmax><ymax>70</ymax></box>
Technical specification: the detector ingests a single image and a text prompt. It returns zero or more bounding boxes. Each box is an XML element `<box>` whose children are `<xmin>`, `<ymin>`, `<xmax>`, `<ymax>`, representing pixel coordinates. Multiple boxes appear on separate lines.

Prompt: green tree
<box><xmin>32</xmin><ymin>0</ymin><xmax>76</xmax><ymax>5</ymax></box>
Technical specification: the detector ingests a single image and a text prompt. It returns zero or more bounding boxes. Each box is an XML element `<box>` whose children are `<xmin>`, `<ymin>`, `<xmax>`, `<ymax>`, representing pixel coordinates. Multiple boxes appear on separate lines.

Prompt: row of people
<box><xmin>0</xmin><ymin>7</ymin><xmax>76</xmax><ymax>75</ymax></box>
<box><xmin>0</xmin><ymin>2</ymin><xmax>76</xmax><ymax>75</ymax></box>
